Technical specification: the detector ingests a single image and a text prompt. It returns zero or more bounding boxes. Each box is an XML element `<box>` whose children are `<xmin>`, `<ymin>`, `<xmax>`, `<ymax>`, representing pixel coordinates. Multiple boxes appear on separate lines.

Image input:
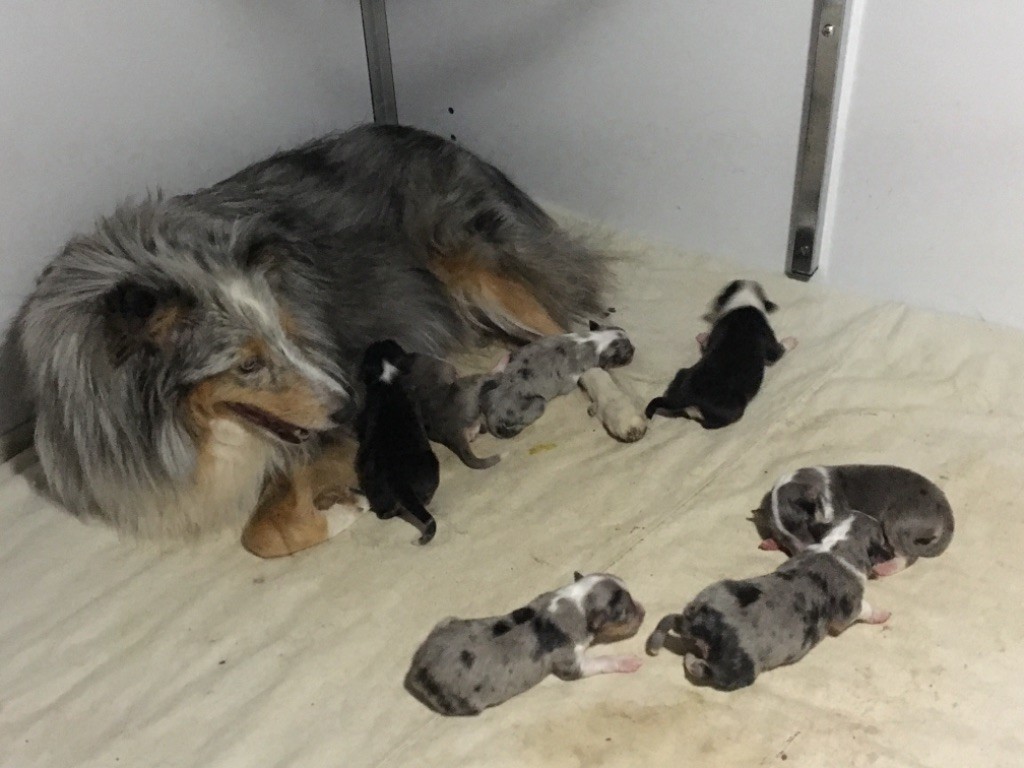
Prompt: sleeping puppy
<box><xmin>758</xmin><ymin>464</ymin><xmax>955</xmax><ymax>576</ymax></box>
<box><xmin>405</xmin><ymin>572</ymin><xmax>646</xmax><ymax>716</ymax></box>
<box><xmin>355</xmin><ymin>340</ymin><xmax>439</xmax><ymax>544</ymax></box>
<box><xmin>401</xmin><ymin>353</ymin><xmax>501</xmax><ymax>470</ymax></box>
<box><xmin>645</xmin><ymin>279</ymin><xmax>796</xmax><ymax>428</ymax></box>
<box><xmin>646</xmin><ymin>512</ymin><xmax>890</xmax><ymax>691</ymax></box>
<box><xmin>479</xmin><ymin>321</ymin><xmax>635</xmax><ymax>439</ymax></box>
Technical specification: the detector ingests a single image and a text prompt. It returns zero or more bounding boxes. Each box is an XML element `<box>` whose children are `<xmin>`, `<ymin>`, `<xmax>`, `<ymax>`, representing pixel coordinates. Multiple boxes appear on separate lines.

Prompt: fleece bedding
<box><xmin>2</xmin><ymin>238</ymin><xmax>1023</xmax><ymax>768</ymax></box>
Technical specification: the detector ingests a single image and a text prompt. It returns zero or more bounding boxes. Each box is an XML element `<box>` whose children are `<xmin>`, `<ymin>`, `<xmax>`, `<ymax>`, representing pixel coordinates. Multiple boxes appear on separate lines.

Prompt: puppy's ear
<box><xmin>764</xmin><ymin>299</ymin><xmax>779</xmax><ymax>314</ymax></box>
<box><xmin>574</xmin><ymin>571</ymin><xmax>585</xmax><ymax>582</ymax></box>
<box><xmin>101</xmin><ymin>281</ymin><xmax>193</xmax><ymax>365</ymax></box>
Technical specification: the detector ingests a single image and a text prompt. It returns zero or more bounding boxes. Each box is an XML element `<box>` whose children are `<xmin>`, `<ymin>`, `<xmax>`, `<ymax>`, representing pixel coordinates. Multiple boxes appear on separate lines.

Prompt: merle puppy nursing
<box><xmin>355</xmin><ymin>340</ymin><xmax>439</xmax><ymax>544</ymax></box>
<box><xmin>646</xmin><ymin>512</ymin><xmax>891</xmax><ymax>691</ymax></box>
<box><xmin>646</xmin><ymin>279</ymin><xmax>796</xmax><ymax>428</ymax></box>
<box><xmin>479</xmin><ymin>321</ymin><xmax>635</xmax><ymax>439</ymax></box>
<box><xmin>406</xmin><ymin>572</ymin><xmax>645</xmax><ymax>716</ymax></box>
<box><xmin>400</xmin><ymin>353</ymin><xmax>500</xmax><ymax>470</ymax></box>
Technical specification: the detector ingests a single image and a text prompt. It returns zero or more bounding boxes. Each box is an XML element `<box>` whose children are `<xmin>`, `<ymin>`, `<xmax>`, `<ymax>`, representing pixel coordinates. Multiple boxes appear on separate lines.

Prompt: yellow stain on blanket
<box><xmin>528</xmin><ymin>442</ymin><xmax>558</xmax><ymax>455</ymax></box>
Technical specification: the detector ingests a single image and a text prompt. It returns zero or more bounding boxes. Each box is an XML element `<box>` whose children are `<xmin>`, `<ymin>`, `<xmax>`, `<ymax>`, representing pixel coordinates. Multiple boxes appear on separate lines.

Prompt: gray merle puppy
<box><xmin>758</xmin><ymin>464</ymin><xmax>955</xmax><ymax>576</ymax></box>
<box><xmin>401</xmin><ymin>353</ymin><xmax>502</xmax><ymax>470</ymax></box>
<box><xmin>406</xmin><ymin>572</ymin><xmax>645</xmax><ymax>716</ymax></box>
<box><xmin>479</xmin><ymin>321</ymin><xmax>635</xmax><ymax>439</ymax></box>
<box><xmin>646</xmin><ymin>512</ymin><xmax>891</xmax><ymax>691</ymax></box>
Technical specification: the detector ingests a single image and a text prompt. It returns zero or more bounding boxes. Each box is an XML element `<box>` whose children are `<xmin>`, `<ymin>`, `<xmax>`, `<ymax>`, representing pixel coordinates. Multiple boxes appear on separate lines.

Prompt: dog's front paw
<box><xmin>579</xmin><ymin>369</ymin><xmax>647</xmax><ymax>443</ymax></box>
<box><xmin>781</xmin><ymin>336</ymin><xmax>798</xmax><ymax>351</ymax></box>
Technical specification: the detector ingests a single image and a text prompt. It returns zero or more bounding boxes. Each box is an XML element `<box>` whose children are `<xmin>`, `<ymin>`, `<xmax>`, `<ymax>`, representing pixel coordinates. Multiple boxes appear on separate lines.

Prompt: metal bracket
<box><xmin>785</xmin><ymin>0</ymin><xmax>847</xmax><ymax>280</ymax></box>
<box><xmin>359</xmin><ymin>0</ymin><xmax>399</xmax><ymax>124</ymax></box>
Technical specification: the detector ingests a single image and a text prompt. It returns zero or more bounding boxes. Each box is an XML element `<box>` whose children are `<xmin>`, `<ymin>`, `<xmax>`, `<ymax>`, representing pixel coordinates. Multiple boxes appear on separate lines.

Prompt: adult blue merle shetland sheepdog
<box><xmin>15</xmin><ymin>125</ymin><xmax>614</xmax><ymax>557</ymax></box>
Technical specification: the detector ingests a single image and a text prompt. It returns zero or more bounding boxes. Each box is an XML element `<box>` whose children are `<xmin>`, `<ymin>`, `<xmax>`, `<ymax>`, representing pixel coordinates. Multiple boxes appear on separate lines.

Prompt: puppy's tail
<box><xmin>394</xmin><ymin>482</ymin><xmax>438</xmax><ymax>545</ymax></box>
<box><xmin>453</xmin><ymin>443</ymin><xmax>501</xmax><ymax>470</ymax></box>
<box><xmin>645</xmin><ymin>614</ymin><xmax>681</xmax><ymax>656</ymax></box>
<box><xmin>645</xmin><ymin>398</ymin><xmax>697</xmax><ymax>420</ymax></box>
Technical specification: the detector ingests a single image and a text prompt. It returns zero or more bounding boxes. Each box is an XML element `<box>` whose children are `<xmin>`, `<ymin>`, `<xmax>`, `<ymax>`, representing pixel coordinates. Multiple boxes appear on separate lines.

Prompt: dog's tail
<box><xmin>394</xmin><ymin>481</ymin><xmax>437</xmax><ymax>545</ymax></box>
<box><xmin>645</xmin><ymin>398</ymin><xmax>699</xmax><ymax>420</ymax></box>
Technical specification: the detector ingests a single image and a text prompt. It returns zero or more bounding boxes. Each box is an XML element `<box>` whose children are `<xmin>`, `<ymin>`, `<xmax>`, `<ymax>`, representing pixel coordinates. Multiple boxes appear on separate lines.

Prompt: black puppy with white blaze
<box><xmin>405</xmin><ymin>572</ymin><xmax>646</xmax><ymax>716</ymax></box>
<box><xmin>355</xmin><ymin>340</ymin><xmax>439</xmax><ymax>544</ymax></box>
<box><xmin>646</xmin><ymin>280</ymin><xmax>796</xmax><ymax>428</ymax></box>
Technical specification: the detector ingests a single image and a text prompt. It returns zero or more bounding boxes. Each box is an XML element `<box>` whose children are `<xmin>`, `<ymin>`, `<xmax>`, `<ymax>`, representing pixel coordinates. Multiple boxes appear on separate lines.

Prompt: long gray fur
<box><xmin>14</xmin><ymin>124</ymin><xmax>610</xmax><ymax>536</ymax></box>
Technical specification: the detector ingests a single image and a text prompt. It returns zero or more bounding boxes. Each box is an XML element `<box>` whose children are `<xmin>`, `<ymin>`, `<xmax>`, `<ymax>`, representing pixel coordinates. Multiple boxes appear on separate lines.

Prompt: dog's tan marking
<box><xmin>147</xmin><ymin>303</ymin><xmax>191</xmax><ymax>346</ymax></box>
<box><xmin>187</xmin><ymin>368</ymin><xmax>332</xmax><ymax>435</ymax></box>
<box><xmin>430</xmin><ymin>251</ymin><xmax>565</xmax><ymax>336</ymax></box>
<box><xmin>241</xmin><ymin>438</ymin><xmax>361</xmax><ymax>558</ymax></box>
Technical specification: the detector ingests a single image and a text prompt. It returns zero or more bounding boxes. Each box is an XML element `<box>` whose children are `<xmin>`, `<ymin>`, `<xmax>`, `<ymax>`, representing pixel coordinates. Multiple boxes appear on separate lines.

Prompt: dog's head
<box><xmin>585</xmin><ymin>320</ymin><xmax>635</xmax><ymax>368</ymax></box>
<box><xmin>22</xmin><ymin>203</ymin><xmax>352</xmax><ymax>458</ymax></box>
<box><xmin>569</xmin><ymin>571</ymin><xmax>646</xmax><ymax>644</ymax></box>
<box><xmin>704</xmin><ymin>279</ymin><xmax>778</xmax><ymax>323</ymax></box>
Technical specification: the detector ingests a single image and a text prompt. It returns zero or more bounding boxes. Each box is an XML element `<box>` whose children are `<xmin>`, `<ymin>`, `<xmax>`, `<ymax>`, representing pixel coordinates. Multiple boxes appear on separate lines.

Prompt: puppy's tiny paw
<box><xmin>615</xmin><ymin>655</ymin><xmax>644</xmax><ymax>673</ymax></box>
<box><xmin>868</xmin><ymin>609</ymin><xmax>891</xmax><ymax>625</ymax></box>
<box><xmin>781</xmin><ymin>336</ymin><xmax>798</xmax><ymax>351</ymax></box>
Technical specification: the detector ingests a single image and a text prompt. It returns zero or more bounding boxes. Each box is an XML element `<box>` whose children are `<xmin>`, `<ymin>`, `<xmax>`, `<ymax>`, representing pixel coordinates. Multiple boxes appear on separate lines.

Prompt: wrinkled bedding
<box><xmin>2</xmin><ymin>238</ymin><xmax>1023</xmax><ymax>768</ymax></box>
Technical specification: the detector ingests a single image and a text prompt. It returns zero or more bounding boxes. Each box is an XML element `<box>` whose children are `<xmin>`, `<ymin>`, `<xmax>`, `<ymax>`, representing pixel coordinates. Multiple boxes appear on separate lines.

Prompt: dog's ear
<box><xmin>101</xmin><ymin>281</ymin><xmax>193</xmax><ymax>365</ymax></box>
<box><xmin>574</xmin><ymin>571</ymin><xmax>585</xmax><ymax>582</ymax></box>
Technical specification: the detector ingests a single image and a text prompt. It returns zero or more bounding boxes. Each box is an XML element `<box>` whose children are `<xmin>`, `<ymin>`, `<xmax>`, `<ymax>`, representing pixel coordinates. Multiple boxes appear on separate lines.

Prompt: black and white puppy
<box><xmin>646</xmin><ymin>280</ymin><xmax>796</xmax><ymax>428</ymax></box>
<box><xmin>355</xmin><ymin>340</ymin><xmax>439</xmax><ymax>544</ymax></box>
<box><xmin>758</xmin><ymin>464</ymin><xmax>955</xmax><ymax>576</ymax></box>
<box><xmin>646</xmin><ymin>512</ymin><xmax>890</xmax><ymax>691</ymax></box>
<box><xmin>405</xmin><ymin>572</ymin><xmax>646</xmax><ymax>716</ymax></box>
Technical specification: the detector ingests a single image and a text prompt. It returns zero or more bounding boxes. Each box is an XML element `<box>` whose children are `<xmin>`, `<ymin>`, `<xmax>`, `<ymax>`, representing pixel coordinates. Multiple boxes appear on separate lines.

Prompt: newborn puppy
<box><xmin>646</xmin><ymin>279</ymin><xmax>796</xmax><ymax>428</ymax></box>
<box><xmin>479</xmin><ymin>321</ymin><xmax>635</xmax><ymax>439</ymax></box>
<box><xmin>646</xmin><ymin>512</ymin><xmax>890</xmax><ymax>691</ymax></box>
<box><xmin>355</xmin><ymin>340</ymin><xmax>439</xmax><ymax>544</ymax></box>
<box><xmin>401</xmin><ymin>353</ymin><xmax>500</xmax><ymax>470</ymax></box>
<box><xmin>405</xmin><ymin>572</ymin><xmax>646</xmax><ymax>716</ymax></box>
<box><xmin>759</xmin><ymin>464</ymin><xmax>955</xmax><ymax>576</ymax></box>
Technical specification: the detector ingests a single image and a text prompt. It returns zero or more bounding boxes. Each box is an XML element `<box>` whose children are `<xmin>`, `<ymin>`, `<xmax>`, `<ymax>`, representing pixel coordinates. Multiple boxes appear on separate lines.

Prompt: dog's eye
<box><xmin>237</xmin><ymin>356</ymin><xmax>264</xmax><ymax>374</ymax></box>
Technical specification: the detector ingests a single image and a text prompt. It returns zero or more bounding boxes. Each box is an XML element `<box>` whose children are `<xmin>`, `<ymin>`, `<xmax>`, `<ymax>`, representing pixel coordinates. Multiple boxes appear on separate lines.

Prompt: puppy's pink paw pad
<box><xmin>616</xmin><ymin>656</ymin><xmax>643</xmax><ymax>673</ymax></box>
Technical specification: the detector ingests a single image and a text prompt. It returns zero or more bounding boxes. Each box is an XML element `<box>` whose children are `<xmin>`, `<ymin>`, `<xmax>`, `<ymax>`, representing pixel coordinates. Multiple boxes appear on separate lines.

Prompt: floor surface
<box><xmin>2</xmin><ymin>240</ymin><xmax>1023</xmax><ymax>768</ymax></box>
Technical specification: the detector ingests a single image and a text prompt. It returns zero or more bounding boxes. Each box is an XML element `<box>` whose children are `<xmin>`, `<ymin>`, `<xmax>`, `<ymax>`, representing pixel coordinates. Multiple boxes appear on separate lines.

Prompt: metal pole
<box><xmin>785</xmin><ymin>0</ymin><xmax>848</xmax><ymax>280</ymax></box>
<box><xmin>359</xmin><ymin>0</ymin><xmax>399</xmax><ymax>124</ymax></box>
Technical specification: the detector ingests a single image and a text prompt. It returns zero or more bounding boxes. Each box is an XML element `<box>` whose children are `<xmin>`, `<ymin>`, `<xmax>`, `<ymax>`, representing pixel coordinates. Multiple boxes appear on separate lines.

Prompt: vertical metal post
<box><xmin>785</xmin><ymin>0</ymin><xmax>848</xmax><ymax>280</ymax></box>
<box><xmin>359</xmin><ymin>0</ymin><xmax>399</xmax><ymax>124</ymax></box>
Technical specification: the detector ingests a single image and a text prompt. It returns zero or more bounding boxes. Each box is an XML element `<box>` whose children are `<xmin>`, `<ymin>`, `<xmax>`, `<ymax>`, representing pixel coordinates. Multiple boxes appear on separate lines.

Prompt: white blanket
<box><xmin>2</xmin><ymin>240</ymin><xmax>1022</xmax><ymax>768</ymax></box>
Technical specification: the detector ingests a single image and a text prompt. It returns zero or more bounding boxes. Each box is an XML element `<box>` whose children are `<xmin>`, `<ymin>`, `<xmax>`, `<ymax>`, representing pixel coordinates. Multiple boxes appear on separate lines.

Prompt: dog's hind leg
<box><xmin>432</xmin><ymin>253</ymin><xmax>645</xmax><ymax>440</ymax></box>
<box><xmin>241</xmin><ymin>438</ymin><xmax>365</xmax><ymax>558</ymax></box>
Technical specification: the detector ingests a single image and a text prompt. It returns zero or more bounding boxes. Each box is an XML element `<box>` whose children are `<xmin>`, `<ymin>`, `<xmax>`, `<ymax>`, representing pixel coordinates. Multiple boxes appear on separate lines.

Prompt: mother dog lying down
<box><xmin>16</xmin><ymin>124</ymin><xmax>635</xmax><ymax>557</ymax></box>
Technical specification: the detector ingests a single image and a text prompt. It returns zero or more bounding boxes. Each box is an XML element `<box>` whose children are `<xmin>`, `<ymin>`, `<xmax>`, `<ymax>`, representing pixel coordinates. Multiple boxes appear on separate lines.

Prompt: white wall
<box><xmin>817</xmin><ymin>0</ymin><xmax>1024</xmax><ymax>329</ymax></box>
<box><xmin>0</xmin><ymin>1</ymin><xmax>372</xmax><ymax>438</ymax></box>
<box><xmin>389</xmin><ymin>0</ymin><xmax>812</xmax><ymax>267</ymax></box>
